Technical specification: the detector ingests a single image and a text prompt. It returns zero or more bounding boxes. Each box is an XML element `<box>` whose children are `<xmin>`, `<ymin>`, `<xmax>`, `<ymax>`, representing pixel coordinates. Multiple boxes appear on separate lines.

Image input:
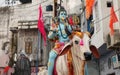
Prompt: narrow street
<box><xmin>0</xmin><ymin>0</ymin><xmax>120</xmax><ymax>75</ymax></box>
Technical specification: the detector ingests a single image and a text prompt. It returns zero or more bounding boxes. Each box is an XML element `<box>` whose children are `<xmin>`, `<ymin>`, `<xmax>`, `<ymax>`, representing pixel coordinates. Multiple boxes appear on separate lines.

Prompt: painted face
<box><xmin>72</xmin><ymin>33</ymin><xmax>92</xmax><ymax>61</ymax></box>
<box><xmin>59</xmin><ymin>11</ymin><xmax>67</xmax><ymax>20</ymax></box>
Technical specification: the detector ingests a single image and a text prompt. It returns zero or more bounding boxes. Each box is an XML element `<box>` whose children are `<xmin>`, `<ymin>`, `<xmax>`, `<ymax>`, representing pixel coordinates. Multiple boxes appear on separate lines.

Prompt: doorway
<box><xmin>107</xmin><ymin>72</ymin><xmax>115</xmax><ymax>75</ymax></box>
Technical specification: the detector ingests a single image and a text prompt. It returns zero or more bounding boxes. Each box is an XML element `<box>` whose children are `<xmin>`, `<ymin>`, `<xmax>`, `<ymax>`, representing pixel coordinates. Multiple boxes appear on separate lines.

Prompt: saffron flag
<box><xmin>86</xmin><ymin>0</ymin><xmax>95</xmax><ymax>19</ymax></box>
<box><xmin>38</xmin><ymin>5</ymin><xmax>47</xmax><ymax>46</ymax></box>
<box><xmin>109</xmin><ymin>6</ymin><xmax>118</xmax><ymax>35</ymax></box>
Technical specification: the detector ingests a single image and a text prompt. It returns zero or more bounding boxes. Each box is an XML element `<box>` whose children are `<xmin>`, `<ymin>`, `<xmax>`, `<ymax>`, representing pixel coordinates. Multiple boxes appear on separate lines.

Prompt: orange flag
<box><xmin>86</xmin><ymin>0</ymin><xmax>95</xmax><ymax>19</ymax></box>
<box><xmin>109</xmin><ymin>6</ymin><xmax>118</xmax><ymax>35</ymax></box>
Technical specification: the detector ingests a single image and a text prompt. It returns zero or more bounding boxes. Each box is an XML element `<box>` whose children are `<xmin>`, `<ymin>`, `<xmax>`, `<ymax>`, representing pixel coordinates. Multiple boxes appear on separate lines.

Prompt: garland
<box><xmin>58</xmin><ymin>23</ymin><xmax>68</xmax><ymax>39</ymax></box>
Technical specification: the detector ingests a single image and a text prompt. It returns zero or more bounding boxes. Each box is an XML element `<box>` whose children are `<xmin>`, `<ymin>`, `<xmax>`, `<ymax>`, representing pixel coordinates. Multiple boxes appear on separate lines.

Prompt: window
<box><xmin>25</xmin><ymin>38</ymin><xmax>32</xmax><ymax>54</ymax></box>
<box><xmin>107</xmin><ymin>73</ymin><xmax>115</xmax><ymax>75</ymax></box>
<box><xmin>106</xmin><ymin>1</ymin><xmax>113</xmax><ymax>7</ymax></box>
<box><xmin>19</xmin><ymin>0</ymin><xmax>32</xmax><ymax>4</ymax></box>
<box><xmin>46</xmin><ymin>5</ymin><xmax>53</xmax><ymax>11</ymax></box>
<box><xmin>111</xmin><ymin>55</ymin><xmax>120</xmax><ymax>69</ymax></box>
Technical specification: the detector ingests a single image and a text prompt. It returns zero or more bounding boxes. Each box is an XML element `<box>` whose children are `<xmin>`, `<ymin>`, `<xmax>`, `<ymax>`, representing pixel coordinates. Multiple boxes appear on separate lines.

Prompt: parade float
<box><xmin>47</xmin><ymin>6</ymin><xmax>100</xmax><ymax>75</ymax></box>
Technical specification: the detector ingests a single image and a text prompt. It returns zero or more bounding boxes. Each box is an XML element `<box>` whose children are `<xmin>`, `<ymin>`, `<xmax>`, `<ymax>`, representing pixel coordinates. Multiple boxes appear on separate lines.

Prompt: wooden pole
<box><xmin>54</xmin><ymin>0</ymin><xmax>57</xmax><ymax>17</ymax></box>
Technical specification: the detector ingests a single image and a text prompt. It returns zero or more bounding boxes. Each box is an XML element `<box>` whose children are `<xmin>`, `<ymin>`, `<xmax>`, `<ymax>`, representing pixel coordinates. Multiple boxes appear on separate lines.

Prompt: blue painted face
<box><xmin>59</xmin><ymin>11</ymin><xmax>67</xmax><ymax>20</ymax></box>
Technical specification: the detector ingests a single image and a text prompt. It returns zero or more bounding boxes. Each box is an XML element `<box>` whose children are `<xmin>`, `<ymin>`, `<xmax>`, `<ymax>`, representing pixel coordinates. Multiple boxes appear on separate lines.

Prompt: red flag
<box><xmin>38</xmin><ymin>5</ymin><xmax>47</xmax><ymax>46</ymax></box>
<box><xmin>109</xmin><ymin>6</ymin><xmax>118</xmax><ymax>35</ymax></box>
<box><xmin>3</xmin><ymin>66</ymin><xmax>10</xmax><ymax>73</ymax></box>
<box><xmin>86</xmin><ymin>0</ymin><xmax>95</xmax><ymax>19</ymax></box>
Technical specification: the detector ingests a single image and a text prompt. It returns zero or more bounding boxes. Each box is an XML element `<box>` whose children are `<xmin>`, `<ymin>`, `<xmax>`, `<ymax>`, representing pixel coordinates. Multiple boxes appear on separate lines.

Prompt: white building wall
<box><xmin>0</xmin><ymin>0</ymin><xmax>21</xmax><ymax>7</ymax></box>
<box><xmin>0</xmin><ymin>0</ymin><xmax>54</xmax><ymax>66</ymax></box>
<box><xmin>113</xmin><ymin>0</ymin><xmax>120</xmax><ymax>29</ymax></box>
<box><xmin>10</xmin><ymin>0</ymin><xmax>54</xmax><ymax>27</ymax></box>
<box><xmin>9</xmin><ymin>0</ymin><xmax>54</xmax><ymax>65</ymax></box>
<box><xmin>91</xmin><ymin>0</ymin><xmax>120</xmax><ymax>48</ymax></box>
<box><xmin>91</xmin><ymin>1</ymin><xmax>120</xmax><ymax>75</ymax></box>
<box><xmin>10</xmin><ymin>0</ymin><xmax>39</xmax><ymax>27</ymax></box>
<box><xmin>66</xmin><ymin>0</ymin><xmax>82</xmax><ymax>15</ymax></box>
<box><xmin>40</xmin><ymin>0</ymin><xmax>54</xmax><ymax>17</ymax></box>
<box><xmin>118</xmin><ymin>0</ymin><xmax>120</xmax><ymax>20</ymax></box>
<box><xmin>100</xmin><ymin>0</ymin><xmax>114</xmax><ymax>41</ymax></box>
<box><xmin>91</xmin><ymin>0</ymin><xmax>104</xmax><ymax>48</ymax></box>
<box><xmin>0</xmin><ymin>7</ymin><xmax>10</xmax><ymax>49</ymax></box>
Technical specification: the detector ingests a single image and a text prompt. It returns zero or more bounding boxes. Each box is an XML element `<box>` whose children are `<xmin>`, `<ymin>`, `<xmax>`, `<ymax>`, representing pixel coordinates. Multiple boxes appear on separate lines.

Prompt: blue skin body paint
<box><xmin>48</xmin><ymin>9</ymin><xmax>72</xmax><ymax>75</ymax></box>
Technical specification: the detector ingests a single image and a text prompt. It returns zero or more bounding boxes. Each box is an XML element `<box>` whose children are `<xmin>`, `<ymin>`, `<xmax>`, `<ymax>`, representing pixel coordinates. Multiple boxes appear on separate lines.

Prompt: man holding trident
<box><xmin>47</xmin><ymin>7</ymin><xmax>73</xmax><ymax>75</ymax></box>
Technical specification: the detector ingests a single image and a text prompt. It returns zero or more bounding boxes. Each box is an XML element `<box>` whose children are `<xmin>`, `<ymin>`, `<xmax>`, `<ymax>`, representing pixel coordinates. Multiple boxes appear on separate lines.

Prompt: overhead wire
<box><xmin>0</xmin><ymin>1</ymin><xmax>120</xmax><ymax>25</ymax></box>
<box><xmin>7</xmin><ymin>1</ymin><xmax>53</xmax><ymax>18</ymax></box>
<box><xmin>13</xmin><ymin>0</ymin><xmax>53</xmax><ymax>9</ymax></box>
<box><xmin>94</xmin><ymin>7</ymin><xmax>120</xmax><ymax>24</ymax></box>
<box><xmin>8</xmin><ymin>6</ymin><xmax>120</xmax><ymax>23</ymax></box>
<box><xmin>0</xmin><ymin>2</ymin><xmax>52</xmax><ymax>21</ymax></box>
<box><xmin>0</xmin><ymin>3</ymin><xmax>47</xmax><ymax>22</ymax></box>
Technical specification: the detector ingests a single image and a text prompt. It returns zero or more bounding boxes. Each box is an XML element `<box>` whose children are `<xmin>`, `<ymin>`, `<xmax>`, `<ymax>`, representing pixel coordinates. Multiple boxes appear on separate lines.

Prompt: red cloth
<box><xmin>54</xmin><ymin>42</ymin><xmax>65</xmax><ymax>54</ymax></box>
<box><xmin>37</xmin><ymin>5</ymin><xmax>47</xmax><ymax>46</ymax></box>
<box><xmin>68</xmin><ymin>16</ymin><xmax>74</xmax><ymax>25</ymax></box>
<box><xmin>109</xmin><ymin>6</ymin><xmax>118</xmax><ymax>35</ymax></box>
<box><xmin>3</xmin><ymin>66</ymin><xmax>10</xmax><ymax>73</ymax></box>
<box><xmin>86</xmin><ymin>0</ymin><xmax>95</xmax><ymax>19</ymax></box>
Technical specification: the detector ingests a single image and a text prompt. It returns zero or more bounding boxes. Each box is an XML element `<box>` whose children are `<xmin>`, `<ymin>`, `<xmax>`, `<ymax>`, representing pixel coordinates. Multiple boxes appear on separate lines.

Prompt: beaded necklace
<box><xmin>58</xmin><ymin>20</ymin><xmax>68</xmax><ymax>39</ymax></box>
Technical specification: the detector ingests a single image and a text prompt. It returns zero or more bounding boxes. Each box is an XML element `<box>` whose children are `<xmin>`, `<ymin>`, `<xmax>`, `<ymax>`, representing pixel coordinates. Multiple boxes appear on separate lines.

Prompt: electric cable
<box><xmin>94</xmin><ymin>7</ymin><xmax>120</xmax><ymax>24</ymax></box>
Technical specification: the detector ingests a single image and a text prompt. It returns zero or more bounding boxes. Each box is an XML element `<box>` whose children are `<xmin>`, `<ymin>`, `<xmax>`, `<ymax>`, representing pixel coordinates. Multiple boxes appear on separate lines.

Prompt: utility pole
<box><xmin>60</xmin><ymin>0</ymin><xmax>62</xmax><ymax>6</ymax></box>
<box><xmin>54</xmin><ymin>0</ymin><xmax>57</xmax><ymax>17</ymax></box>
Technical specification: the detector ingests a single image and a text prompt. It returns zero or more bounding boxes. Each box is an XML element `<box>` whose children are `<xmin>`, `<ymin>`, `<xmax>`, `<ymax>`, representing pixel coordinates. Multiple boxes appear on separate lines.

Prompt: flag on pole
<box><xmin>37</xmin><ymin>5</ymin><xmax>47</xmax><ymax>46</ymax></box>
<box><xmin>109</xmin><ymin>6</ymin><xmax>118</xmax><ymax>35</ymax></box>
<box><xmin>86</xmin><ymin>0</ymin><xmax>95</xmax><ymax>19</ymax></box>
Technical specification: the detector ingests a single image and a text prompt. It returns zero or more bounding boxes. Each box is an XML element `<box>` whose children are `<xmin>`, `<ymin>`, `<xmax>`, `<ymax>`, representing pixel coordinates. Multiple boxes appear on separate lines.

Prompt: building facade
<box><xmin>90</xmin><ymin>0</ymin><xmax>120</xmax><ymax>75</ymax></box>
<box><xmin>0</xmin><ymin>0</ymin><xmax>54</xmax><ymax>75</ymax></box>
<box><xmin>10</xmin><ymin>0</ymin><xmax>55</xmax><ymax>66</ymax></box>
<box><xmin>0</xmin><ymin>0</ymin><xmax>55</xmax><ymax>68</ymax></box>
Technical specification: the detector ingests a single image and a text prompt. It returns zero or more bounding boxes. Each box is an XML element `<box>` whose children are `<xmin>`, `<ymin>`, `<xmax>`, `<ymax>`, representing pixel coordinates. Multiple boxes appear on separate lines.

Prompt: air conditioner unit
<box><xmin>106</xmin><ymin>29</ymin><xmax>120</xmax><ymax>50</ymax></box>
<box><xmin>111</xmin><ymin>54</ymin><xmax>120</xmax><ymax>69</ymax></box>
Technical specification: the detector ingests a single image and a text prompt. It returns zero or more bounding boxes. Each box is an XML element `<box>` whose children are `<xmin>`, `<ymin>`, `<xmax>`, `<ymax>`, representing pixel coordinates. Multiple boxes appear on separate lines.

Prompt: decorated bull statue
<box><xmin>47</xmin><ymin>6</ymin><xmax>73</xmax><ymax>75</ymax></box>
<box><xmin>55</xmin><ymin>31</ymin><xmax>100</xmax><ymax>75</ymax></box>
<box><xmin>47</xmin><ymin>6</ymin><xmax>100</xmax><ymax>75</ymax></box>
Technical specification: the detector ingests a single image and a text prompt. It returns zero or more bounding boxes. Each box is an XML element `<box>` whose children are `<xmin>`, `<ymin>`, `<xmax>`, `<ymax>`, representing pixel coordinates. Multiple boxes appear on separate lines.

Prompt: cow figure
<box><xmin>55</xmin><ymin>31</ymin><xmax>100</xmax><ymax>75</ymax></box>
